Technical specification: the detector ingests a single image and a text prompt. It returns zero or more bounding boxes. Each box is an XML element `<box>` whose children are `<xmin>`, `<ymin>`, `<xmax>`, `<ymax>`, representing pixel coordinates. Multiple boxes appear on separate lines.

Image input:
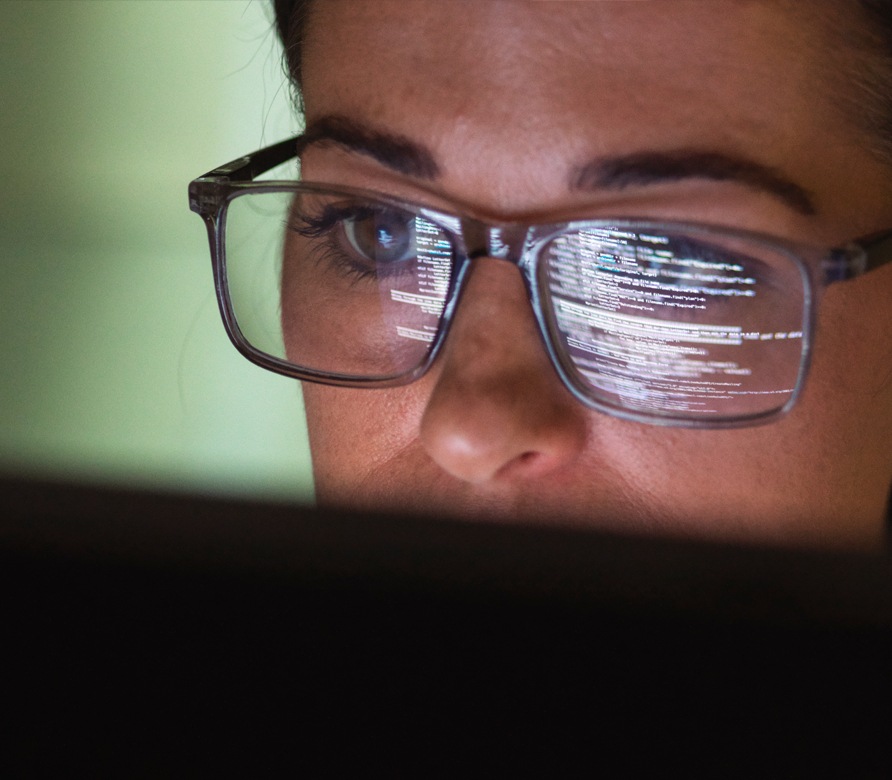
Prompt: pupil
<box><xmin>377</xmin><ymin>227</ymin><xmax>395</xmax><ymax>249</ymax></box>
<box><xmin>351</xmin><ymin>212</ymin><xmax>413</xmax><ymax>262</ymax></box>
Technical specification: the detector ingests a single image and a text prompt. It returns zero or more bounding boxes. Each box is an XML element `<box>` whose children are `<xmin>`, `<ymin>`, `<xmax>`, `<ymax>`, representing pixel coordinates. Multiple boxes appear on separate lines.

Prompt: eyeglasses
<box><xmin>189</xmin><ymin>137</ymin><xmax>892</xmax><ymax>429</ymax></box>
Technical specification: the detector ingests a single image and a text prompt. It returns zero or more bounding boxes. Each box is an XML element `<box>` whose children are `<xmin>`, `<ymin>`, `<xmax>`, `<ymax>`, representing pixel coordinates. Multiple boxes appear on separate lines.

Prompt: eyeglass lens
<box><xmin>222</xmin><ymin>189</ymin><xmax>808</xmax><ymax>422</ymax></box>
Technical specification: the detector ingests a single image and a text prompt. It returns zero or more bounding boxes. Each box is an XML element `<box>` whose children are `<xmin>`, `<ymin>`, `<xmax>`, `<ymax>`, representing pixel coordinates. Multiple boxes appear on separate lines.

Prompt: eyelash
<box><xmin>288</xmin><ymin>204</ymin><xmax>383</xmax><ymax>281</ymax></box>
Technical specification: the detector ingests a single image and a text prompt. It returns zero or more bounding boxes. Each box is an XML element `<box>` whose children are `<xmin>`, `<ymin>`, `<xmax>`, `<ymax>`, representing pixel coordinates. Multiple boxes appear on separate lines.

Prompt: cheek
<box><xmin>301</xmin><ymin>380</ymin><xmax>429</xmax><ymax>497</ymax></box>
<box><xmin>799</xmin><ymin>268</ymin><xmax>892</xmax><ymax>466</ymax></box>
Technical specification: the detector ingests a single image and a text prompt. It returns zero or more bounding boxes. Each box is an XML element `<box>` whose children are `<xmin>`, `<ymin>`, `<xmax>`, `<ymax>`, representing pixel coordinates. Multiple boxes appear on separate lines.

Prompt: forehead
<box><xmin>299</xmin><ymin>0</ymin><xmax>885</xmax><ymax>231</ymax></box>
<box><xmin>303</xmin><ymin>1</ymin><xmax>839</xmax><ymax>135</ymax></box>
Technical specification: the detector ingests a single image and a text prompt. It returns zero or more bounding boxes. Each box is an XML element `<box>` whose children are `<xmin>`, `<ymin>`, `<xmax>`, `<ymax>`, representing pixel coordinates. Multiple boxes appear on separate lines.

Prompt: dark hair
<box><xmin>273</xmin><ymin>0</ymin><xmax>311</xmax><ymax>108</ymax></box>
<box><xmin>848</xmin><ymin>0</ymin><xmax>892</xmax><ymax>163</ymax></box>
<box><xmin>272</xmin><ymin>0</ymin><xmax>892</xmax><ymax>165</ymax></box>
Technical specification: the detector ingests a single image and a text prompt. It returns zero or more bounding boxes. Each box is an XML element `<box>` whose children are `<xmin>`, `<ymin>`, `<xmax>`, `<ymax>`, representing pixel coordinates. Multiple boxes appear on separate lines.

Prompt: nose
<box><xmin>419</xmin><ymin>258</ymin><xmax>587</xmax><ymax>484</ymax></box>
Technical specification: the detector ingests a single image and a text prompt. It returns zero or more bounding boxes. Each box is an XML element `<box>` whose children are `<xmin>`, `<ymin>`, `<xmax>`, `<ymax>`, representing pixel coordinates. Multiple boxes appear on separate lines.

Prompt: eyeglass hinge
<box><xmin>821</xmin><ymin>245</ymin><xmax>867</xmax><ymax>284</ymax></box>
<box><xmin>188</xmin><ymin>178</ymin><xmax>229</xmax><ymax>215</ymax></box>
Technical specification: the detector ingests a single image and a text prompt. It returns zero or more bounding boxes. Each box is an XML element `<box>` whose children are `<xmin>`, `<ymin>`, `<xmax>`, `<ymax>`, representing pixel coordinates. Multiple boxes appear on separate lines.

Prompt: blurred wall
<box><xmin>0</xmin><ymin>0</ymin><xmax>314</xmax><ymax>501</ymax></box>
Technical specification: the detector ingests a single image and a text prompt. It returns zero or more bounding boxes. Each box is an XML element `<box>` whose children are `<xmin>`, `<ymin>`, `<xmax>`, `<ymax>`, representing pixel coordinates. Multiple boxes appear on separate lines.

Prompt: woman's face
<box><xmin>295</xmin><ymin>0</ymin><xmax>892</xmax><ymax>548</ymax></box>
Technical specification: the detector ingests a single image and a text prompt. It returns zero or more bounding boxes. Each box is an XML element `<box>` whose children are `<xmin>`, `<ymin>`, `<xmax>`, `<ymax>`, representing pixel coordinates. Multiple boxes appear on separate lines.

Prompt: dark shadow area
<box><xmin>2</xmin><ymin>476</ymin><xmax>890</xmax><ymax>774</ymax></box>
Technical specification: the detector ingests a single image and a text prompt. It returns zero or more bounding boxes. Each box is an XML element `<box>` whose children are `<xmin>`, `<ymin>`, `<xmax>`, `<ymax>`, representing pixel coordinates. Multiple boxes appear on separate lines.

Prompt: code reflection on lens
<box><xmin>543</xmin><ymin>226</ymin><xmax>806</xmax><ymax>420</ymax></box>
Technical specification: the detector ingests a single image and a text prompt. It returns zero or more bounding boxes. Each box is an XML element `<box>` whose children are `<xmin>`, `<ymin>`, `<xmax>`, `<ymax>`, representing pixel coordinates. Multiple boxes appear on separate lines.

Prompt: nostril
<box><xmin>492</xmin><ymin>450</ymin><xmax>539</xmax><ymax>479</ymax></box>
<box><xmin>493</xmin><ymin>447</ymin><xmax>574</xmax><ymax>481</ymax></box>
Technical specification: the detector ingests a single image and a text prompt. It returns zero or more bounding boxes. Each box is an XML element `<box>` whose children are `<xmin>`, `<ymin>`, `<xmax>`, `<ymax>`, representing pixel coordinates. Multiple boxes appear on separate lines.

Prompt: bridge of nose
<box><xmin>460</xmin><ymin>218</ymin><xmax>530</xmax><ymax>265</ymax></box>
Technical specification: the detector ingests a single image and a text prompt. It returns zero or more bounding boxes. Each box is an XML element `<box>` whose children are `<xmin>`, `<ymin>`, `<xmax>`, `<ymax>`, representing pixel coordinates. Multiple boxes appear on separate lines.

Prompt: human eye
<box><xmin>289</xmin><ymin>199</ymin><xmax>419</xmax><ymax>281</ymax></box>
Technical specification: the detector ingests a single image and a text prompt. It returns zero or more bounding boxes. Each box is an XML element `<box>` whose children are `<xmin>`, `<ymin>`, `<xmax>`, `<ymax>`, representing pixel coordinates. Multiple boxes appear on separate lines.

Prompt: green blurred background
<box><xmin>0</xmin><ymin>0</ymin><xmax>314</xmax><ymax>501</ymax></box>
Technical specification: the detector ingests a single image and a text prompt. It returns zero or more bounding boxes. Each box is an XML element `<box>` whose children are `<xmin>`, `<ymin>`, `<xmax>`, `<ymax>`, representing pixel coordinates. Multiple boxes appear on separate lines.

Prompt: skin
<box><xmin>294</xmin><ymin>0</ymin><xmax>892</xmax><ymax>549</ymax></box>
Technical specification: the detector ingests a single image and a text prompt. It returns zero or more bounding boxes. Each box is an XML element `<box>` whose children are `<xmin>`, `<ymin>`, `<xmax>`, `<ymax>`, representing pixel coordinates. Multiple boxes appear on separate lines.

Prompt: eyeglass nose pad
<box><xmin>460</xmin><ymin>219</ymin><xmax>528</xmax><ymax>265</ymax></box>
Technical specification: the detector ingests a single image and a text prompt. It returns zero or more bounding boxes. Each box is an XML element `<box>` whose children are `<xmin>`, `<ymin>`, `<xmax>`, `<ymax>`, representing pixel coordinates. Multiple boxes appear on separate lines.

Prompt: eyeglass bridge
<box><xmin>460</xmin><ymin>219</ymin><xmax>530</xmax><ymax>265</ymax></box>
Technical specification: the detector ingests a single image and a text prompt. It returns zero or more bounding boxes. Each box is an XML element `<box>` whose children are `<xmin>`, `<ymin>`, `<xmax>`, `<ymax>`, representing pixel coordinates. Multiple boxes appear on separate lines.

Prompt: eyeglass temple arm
<box><xmin>188</xmin><ymin>136</ymin><xmax>301</xmax><ymax>217</ymax></box>
<box><xmin>862</xmin><ymin>229</ymin><xmax>892</xmax><ymax>272</ymax></box>
<box><xmin>195</xmin><ymin>136</ymin><xmax>300</xmax><ymax>182</ymax></box>
<box><xmin>822</xmin><ymin>228</ymin><xmax>892</xmax><ymax>284</ymax></box>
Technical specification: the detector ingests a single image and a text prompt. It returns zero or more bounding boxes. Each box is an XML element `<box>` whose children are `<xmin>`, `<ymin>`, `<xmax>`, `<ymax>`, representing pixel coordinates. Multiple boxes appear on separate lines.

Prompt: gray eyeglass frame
<box><xmin>190</xmin><ymin>136</ymin><xmax>892</xmax><ymax>429</ymax></box>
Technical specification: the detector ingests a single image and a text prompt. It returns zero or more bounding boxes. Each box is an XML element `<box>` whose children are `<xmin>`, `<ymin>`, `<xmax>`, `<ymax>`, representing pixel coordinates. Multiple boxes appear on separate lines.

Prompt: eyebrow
<box><xmin>574</xmin><ymin>151</ymin><xmax>817</xmax><ymax>216</ymax></box>
<box><xmin>295</xmin><ymin>115</ymin><xmax>440</xmax><ymax>179</ymax></box>
<box><xmin>296</xmin><ymin>114</ymin><xmax>817</xmax><ymax>216</ymax></box>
